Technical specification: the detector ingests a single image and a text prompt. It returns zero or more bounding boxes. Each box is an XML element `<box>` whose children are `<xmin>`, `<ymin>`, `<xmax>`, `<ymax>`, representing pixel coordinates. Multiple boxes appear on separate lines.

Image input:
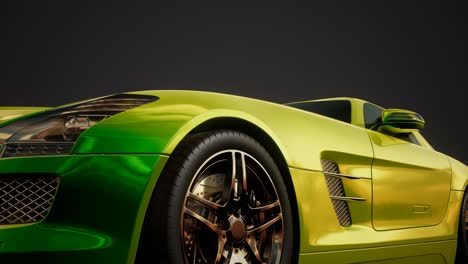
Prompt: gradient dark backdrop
<box><xmin>2</xmin><ymin>2</ymin><xmax>466</xmax><ymax>163</ymax></box>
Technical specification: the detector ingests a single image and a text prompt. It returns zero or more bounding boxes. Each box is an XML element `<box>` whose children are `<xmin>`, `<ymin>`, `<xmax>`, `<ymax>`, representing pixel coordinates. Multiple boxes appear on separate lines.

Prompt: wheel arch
<box><xmin>136</xmin><ymin>114</ymin><xmax>301</xmax><ymax>263</ymax></box>
<box><xmin>184</xmin><ymin>116</ymin><xmax>300</xmax><ymax>263</ymax></box>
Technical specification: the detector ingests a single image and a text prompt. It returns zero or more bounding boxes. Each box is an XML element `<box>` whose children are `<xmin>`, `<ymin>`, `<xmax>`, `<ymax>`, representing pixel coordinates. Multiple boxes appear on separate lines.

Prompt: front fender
<box><xmin>72</xmin><ymin>101</ymin><xmax>288</xmax><ymax>163</ymax></box>
<box><xmin>161</xmin><ymin>108</ymin><xmax>290</xmax><ymax>160</ymax></box>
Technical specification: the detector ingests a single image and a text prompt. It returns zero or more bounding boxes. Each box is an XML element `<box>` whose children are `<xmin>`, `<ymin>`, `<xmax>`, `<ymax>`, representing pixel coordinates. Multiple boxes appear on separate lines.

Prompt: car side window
<box><xmin>287</xmin><ymin>100</ymin><xmax>352</xmax><ymax>124</ymax></box>
<box><xmin>363</xmin><ymin>103</ymin><xmax>384</xmax><ymax>129</ymax></box>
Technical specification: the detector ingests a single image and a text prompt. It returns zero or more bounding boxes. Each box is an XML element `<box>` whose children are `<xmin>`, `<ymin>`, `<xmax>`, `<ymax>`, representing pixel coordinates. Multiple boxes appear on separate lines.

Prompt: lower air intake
<box><xmin>0</xmin><ymin>175</ymin><xmax>59</xmax><ymax>224</ymax></box>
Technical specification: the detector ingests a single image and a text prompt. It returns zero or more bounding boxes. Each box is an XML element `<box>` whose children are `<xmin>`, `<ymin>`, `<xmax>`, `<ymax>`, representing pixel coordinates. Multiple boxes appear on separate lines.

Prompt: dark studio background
<box><xmin>2</xmin><ymin>2</ymin><xmax>467</xmax><ymax>164</ymax></box>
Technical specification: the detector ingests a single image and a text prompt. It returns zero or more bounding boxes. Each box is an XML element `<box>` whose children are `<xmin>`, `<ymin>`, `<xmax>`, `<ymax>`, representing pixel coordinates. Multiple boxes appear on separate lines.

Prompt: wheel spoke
<box><xmin>229</xmin><ymin>151</ymin><xmax>239</xmax><ymax>200</ymax></box>
<box><xmin>249</xmin><ymin>200</ymin><xmax>280</xmax><ymax>213</ymax></box>
<box><xmin>238</xmin><ymin>153</ymin><xmax>248</xmax><ymax>196</ymax></box>
<box><xmin>247</xmin><ymin>214</ymin><xmax>282</xmax><ymax>235</ymax></box>
<box><xmin>188</xmin><ymin>192</ymin><xmax>223</xmax><ymax>210</ymax></box>
<box><xmin>184</xmin><ymin>207</ymin><xmax>226</xmax><ymax>236</ymax></box>
<box><xmin>245</xmin><ymin>236</ymin><xmax>263</xmax><ymax>263</ymax></box>
<box><xmin>229</xmin><ymin>151</ymin><xmax>248</xmax><ymax>200</ymax></box>
<box><xmin>215</xmin><ymin>236</ymin><xmax>227</xmax><ymax>263</ymax></box>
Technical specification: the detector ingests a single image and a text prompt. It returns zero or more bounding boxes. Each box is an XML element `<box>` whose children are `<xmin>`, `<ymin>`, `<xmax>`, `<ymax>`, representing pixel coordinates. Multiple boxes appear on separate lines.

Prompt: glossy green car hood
<box><xmin>0</xmin><ymin>107</ymin><xmax>50</xmax><ymax>125</ymax></box>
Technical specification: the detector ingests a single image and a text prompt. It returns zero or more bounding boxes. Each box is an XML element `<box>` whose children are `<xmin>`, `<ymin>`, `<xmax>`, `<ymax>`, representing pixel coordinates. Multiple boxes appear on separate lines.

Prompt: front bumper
<box><xmin>0</xmin><ymin>154</ymin><xmax>168</xmax><ymax>263</ymax></box>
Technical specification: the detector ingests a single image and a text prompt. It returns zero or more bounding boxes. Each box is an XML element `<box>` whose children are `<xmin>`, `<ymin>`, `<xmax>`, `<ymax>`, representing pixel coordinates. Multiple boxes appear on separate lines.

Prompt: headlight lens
<box><xmin>0</xmin><ymin>94</ymin><xmax>158</xmax><ymax>157</ymax></box>
<box><xmin>63</xmin><ymin>116</ymin><xmax>94</xmax><ymax>142</ymax></box>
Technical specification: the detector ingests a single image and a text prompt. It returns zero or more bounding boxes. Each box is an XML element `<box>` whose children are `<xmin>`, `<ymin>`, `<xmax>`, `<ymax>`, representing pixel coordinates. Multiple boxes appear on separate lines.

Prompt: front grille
<box><xmin>321</xmin><ymin>159</ymin><xmax>352</xmax><ymax>227</ymax></box>
<box><xmin>0</xmin><ymin>175</ymin><xmax>59</xmax><ymax>224</ymax></box>
<box><xmin>2</xmin><ymin>143</ymin><xmax>74</xmax><ymax>158</ymax></box>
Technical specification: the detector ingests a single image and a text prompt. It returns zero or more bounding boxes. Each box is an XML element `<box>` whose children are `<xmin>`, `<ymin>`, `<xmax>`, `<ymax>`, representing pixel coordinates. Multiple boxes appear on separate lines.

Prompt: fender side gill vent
<box><xmin>321</xmin><ymin>159</ymin><xmax>352</xmax><ymax>227</ymax></box>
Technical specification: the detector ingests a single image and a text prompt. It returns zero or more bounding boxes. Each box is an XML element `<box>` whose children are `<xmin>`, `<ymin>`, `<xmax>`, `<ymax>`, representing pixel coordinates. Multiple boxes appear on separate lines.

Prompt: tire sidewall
<box><xmin>457</xmin><ymin>192</ymin><xmax>468</xmax><ymax>263</ymax></box>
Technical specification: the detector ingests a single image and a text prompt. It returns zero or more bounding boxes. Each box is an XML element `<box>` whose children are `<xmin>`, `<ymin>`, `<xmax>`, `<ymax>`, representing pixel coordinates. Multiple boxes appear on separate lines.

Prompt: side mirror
<box><xmin>373</xmin><ymin>109</ymin><xmax>425</xmax><ymax>134</ymax></box>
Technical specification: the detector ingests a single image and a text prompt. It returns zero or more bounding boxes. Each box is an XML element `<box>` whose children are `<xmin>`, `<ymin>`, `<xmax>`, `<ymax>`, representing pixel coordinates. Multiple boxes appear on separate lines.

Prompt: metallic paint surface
<box><xmin>368</xmin><ymin>130</ymin><xmax>452</xmax><ymax>230</ymax></box>
<box><xmin>0</xmin><ymin>154</ymin><xmax>167</xmax><ymax>263</ymax></box>
<box><xmin>0</xmin><ymin>90</ymin><xmax>467</xmax><ymax>263</ymax></box>
<box><xmin>0</xmin><ymin>107</ymin><xmax>50</xmax><ymax>124</ymax></box>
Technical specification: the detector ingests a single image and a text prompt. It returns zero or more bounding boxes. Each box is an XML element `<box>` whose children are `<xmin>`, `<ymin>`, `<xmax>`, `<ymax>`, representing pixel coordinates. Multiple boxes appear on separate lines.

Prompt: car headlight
<box><xmin>0</xmin><ymin>94</ymin><xmax>158</xmax><ymax>158</ymax></box>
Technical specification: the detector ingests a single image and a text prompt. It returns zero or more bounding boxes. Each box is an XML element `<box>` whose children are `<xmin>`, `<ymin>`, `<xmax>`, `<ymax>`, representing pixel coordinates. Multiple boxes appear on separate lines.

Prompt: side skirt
<box><xmin>298</xmin><ymin>240</ymin><xmax>456</xmax><ymax>264</ymax></box>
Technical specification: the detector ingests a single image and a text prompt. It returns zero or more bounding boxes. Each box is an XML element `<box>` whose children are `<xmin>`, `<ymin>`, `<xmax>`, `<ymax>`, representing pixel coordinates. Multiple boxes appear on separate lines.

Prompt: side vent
<box><xmin>321</xmin><ymin>159</ymin><xmax>352</xmax><ymax>227</ymax></box>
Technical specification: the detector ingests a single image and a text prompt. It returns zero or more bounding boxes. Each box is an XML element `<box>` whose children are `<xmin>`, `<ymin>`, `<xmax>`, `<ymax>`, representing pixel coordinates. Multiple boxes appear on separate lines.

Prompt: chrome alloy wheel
<box><xmin>181</xmin><ymin>150</ymin><xmax>284</xmax><ymax>264</ymax></box>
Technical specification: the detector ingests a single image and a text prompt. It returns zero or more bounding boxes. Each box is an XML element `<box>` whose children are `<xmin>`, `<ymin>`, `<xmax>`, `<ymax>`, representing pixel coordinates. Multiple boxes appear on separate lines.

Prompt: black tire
<box><xmin>137</xmin><ymin>130</ymin><xmax>294</xmax><ymax>264</ymax></box>
<box><xmin>456</xmin><ymin>192</ymin><xmax>468</xmax><ymax>263</ymax></box>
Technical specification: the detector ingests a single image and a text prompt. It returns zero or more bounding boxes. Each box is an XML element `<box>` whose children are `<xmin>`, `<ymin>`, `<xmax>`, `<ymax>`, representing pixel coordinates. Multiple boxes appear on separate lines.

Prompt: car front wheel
<box><xmin>138</xmin><ymin>130</ymin><xmax>294</xmax><ymax>264</ymax></box>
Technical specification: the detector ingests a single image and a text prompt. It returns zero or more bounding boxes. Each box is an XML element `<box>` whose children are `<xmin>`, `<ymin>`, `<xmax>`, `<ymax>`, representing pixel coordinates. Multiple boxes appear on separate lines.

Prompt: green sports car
<box><xmin>0</xmin><ymin>90</ymin><xmax>467</xmax><ymax>264</ymax></box>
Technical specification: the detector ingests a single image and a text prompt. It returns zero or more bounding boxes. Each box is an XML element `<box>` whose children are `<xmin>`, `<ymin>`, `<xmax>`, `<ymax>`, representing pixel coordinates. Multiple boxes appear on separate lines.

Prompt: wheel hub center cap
<box><xmin>229</xmin><ymin>216</ymin><xmax>246</xmax><ymax>242</ymax></box>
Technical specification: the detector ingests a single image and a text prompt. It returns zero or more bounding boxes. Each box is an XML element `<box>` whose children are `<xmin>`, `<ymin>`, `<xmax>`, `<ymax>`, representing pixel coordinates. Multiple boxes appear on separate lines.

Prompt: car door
<box><xmin>368</xmin><ymin>130</ymin><xmax>452</xmax><ymax>231</ymax></box>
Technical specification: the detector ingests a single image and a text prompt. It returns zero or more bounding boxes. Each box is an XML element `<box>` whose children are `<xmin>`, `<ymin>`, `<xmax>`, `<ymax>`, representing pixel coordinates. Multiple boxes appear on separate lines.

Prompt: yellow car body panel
<box><xmin>368</xmin><ymin>130</ymin><xmax>452</xmax><ymax>230</ymax></box>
